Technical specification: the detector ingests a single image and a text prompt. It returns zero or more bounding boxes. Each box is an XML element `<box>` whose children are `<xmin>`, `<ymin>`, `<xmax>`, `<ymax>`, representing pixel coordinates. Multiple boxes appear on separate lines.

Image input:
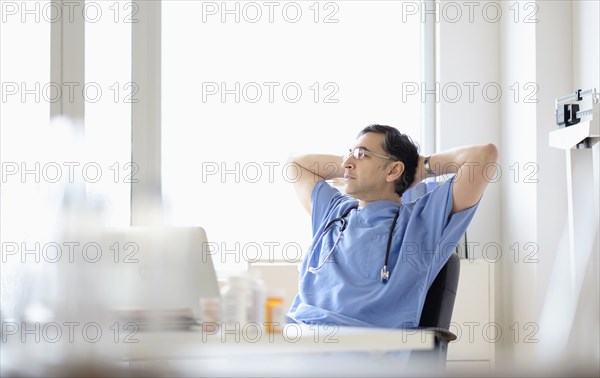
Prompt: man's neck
<box><xmin>358</xmin><ymin>195</ymin><xmax>402</xmax><ymax>208</ymax></box>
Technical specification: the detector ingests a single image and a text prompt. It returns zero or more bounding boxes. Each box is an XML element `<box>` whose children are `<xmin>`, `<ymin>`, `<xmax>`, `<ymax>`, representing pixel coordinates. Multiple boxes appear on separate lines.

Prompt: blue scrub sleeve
<box><xmin>416</xmin><ymin>176</ymin><xmax>479</xmax><ymax>282</ymax></box>
<box><xmin>310</xmin><ymin>180</ymin><xmax>345</xmax><ymax>236</ymax></box>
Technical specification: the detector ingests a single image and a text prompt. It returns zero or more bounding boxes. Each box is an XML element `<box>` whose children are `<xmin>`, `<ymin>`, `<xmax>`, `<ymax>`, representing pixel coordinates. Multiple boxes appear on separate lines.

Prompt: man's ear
<box><xmin>386</xmin><ymin>161</ymin><xmax>405</xmax><ymax>183</ymax></box>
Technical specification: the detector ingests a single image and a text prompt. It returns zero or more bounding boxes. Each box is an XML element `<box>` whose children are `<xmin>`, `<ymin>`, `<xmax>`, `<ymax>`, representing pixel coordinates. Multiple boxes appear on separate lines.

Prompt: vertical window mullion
<box><xmin>421</xmin><ymin>0</ymin><xmax>436</xmax><ymax>156</ymax></box>
<box><xmin>50</xmin><ymin>0</ymin><xmax>85</xmax><ymax>121</ymax></box>
<box><xmin>131</xmin><ymin>0</ymin><xmax>162</xmax><ymax>226</ymax></box>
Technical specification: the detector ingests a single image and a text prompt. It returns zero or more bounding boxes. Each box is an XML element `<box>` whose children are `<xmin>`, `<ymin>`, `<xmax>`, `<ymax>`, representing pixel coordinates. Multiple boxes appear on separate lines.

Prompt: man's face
<box><xmin>342</xmin><ymin>132</ymin><xmax>399</xmax><ymax>203</ymax></box>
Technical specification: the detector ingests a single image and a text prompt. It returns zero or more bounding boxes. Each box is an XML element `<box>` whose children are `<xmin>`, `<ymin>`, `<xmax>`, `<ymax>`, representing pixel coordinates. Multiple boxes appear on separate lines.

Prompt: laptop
<box><xmin>60</xmin><ymin>226</ymin><xmax>221</xmax><ymax>329</ymax></box>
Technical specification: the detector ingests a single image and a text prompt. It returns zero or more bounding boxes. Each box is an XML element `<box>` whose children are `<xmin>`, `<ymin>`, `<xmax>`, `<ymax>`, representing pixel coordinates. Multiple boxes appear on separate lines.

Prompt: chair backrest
<box><xmin>419</xmin><ymin>253</ymin><xmax>461</xmax><ymax>330</ymax></box>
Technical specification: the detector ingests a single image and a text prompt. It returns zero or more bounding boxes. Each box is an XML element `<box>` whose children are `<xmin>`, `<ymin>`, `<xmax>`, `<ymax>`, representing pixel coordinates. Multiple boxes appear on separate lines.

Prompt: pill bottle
<box><xmin>199</xmin><ymin>296</ymin><xmax>221</xmax><ymax>333</ymax></box>
<box><xmin>221</xmin><ymin>275</ymin><xmax>248</xmax><ymax>328</ymax></box>
<box><xmin>265</xmin><ymin>288</ymin><xmax>285</xmax><ymax>334</ymax></box>
<box><xmin>245</xmin><ymin>270</ymin><xmax>266</xmax><ymax>327</ymax></box>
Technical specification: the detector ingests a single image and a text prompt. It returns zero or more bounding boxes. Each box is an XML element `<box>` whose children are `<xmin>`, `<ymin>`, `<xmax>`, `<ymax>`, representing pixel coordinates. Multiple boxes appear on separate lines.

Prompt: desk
<box><xmin>2</xmin><ymin>323</ymin><xmax>442</xmax><ymax>377</ymax></box>
<box><xmin>128</xmin><ymin>324</ymin><xmax>436</xmax><ymax>359</ymax></box>
<box><xmin>128</xmin><ymin>325</ymin><xmax>441</xmax><ymax>377</ymax></box>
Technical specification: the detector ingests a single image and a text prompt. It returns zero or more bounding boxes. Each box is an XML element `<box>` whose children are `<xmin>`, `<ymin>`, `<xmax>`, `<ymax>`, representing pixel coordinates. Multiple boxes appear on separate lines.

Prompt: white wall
<box><xmin>497</xmin><ymin>0</ymin><xmax>539</xmax><ymax>369</ymax></box>
<box><xmin>436</xmin><ymin>0</ymin><xmax>502</xmax><ymax>261</ymax></box>
<box><xmin>440</xmin><ymin>0</ymin><xmax>599</xmax><ymax>374</ymax></box>
<box><xmin>567</xmin><ymin>0</ymin><xmax>600</xmax><ymax>369</ymax></box>
<box><xmin>435</xmin><ymin>1</ymin><xmax>502</xmax><ymax>367</ymax></box>
<box><xmin>532</xmin><ymin>1</ymin><xmax>599</xmax><ymax>373</ymax></box>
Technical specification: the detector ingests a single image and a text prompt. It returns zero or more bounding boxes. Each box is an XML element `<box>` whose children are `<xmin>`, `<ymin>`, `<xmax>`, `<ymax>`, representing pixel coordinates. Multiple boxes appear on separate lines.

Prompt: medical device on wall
<box><xmin>549</xmin><ymin>87</ymin><xmax>599</xmax><ymax>291</ymax></box>
<box><xmin>553</xmin><ymin>88</ymin><xmax>599</xmax><ymax>148</ymax></box>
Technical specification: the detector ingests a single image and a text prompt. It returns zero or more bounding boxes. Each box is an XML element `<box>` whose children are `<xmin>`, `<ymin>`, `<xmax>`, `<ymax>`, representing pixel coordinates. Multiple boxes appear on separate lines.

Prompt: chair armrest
<box><xmin>419</xmin><ymin>327</ymin><xmax>457</xmax><ymax>343</ymax></box>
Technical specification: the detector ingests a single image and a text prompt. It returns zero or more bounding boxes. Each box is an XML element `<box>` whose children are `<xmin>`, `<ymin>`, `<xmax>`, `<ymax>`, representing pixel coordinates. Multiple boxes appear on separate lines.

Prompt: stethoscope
<box><xmin>307</xmin><ymin>207</ymin><xmax>401</xmax><ymax>283</ymax></box>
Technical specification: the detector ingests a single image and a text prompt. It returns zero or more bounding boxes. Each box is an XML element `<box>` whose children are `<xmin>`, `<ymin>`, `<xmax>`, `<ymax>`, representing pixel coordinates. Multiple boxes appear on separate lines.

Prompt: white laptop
<box><xmin>58</xmin><ymin>226</ymin><xmax>221</xmax><ymax>328</ymax></box>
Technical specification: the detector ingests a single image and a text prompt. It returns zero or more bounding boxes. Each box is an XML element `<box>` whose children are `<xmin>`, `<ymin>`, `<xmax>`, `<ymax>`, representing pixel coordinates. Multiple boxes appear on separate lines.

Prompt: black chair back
<box><xmin>419</xmin><ymin>253</ymin><xmax>460</xmax><ymax>330</ymax></box>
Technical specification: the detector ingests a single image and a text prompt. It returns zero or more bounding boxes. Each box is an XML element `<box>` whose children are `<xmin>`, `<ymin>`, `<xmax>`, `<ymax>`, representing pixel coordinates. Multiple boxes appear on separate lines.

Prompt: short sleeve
<box><xmin>409</xmin><ymin>176</ymin><xmax>479</xmax><ymax>276</ymax></box>
<box><xmin>310</xmin><ymin>181</ymin><xmax>355</xmax><ymax>237</ymax></box>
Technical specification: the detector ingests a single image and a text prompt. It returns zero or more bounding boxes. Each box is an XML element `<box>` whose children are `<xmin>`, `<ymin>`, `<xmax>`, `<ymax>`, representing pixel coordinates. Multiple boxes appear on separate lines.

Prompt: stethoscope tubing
<box><xmin>306</xmin><ymin>207</ymin><xmax>353</xmax><ymax>274</ymax></box>
<box><xmin>307</xmin><ymin>206</ymin><xmax>401</xmax><ymax>283</ymax></box>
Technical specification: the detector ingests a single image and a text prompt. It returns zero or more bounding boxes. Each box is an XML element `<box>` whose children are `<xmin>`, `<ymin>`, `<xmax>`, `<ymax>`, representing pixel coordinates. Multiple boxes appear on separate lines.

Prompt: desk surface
<box><xmin>3</xmin><ymin>323</ymin><xmax>440</xmax><ymax>377</ymax></box>
<box><xmin>126</xmin><ymin>325</ymin><xmax>440</xmax><ymax>377</ymax></box>
<box><xmin>127</xmin><ymin>324</ymin><xmax>436</xmax><ymax>359</ymax></box>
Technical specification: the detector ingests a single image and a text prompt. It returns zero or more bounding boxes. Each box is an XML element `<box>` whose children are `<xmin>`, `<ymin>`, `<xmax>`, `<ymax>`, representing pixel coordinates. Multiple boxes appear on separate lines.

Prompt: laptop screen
<box><xmin>64</xmin><ymin>226</ymin><xmax>221</xmax><ymax>322</ymax></box>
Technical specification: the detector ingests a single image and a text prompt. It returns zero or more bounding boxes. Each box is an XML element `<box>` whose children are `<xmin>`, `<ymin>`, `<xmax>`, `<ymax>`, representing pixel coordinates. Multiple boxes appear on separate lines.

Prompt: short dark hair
<box><xmin>357</xmin><ymin>124</ymin><xmax>419</xmax><ymax>197</ymax></box>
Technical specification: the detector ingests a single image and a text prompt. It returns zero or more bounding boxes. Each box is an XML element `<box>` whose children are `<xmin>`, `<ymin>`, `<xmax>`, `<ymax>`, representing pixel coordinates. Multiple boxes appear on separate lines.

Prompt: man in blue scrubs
<box><xmin>286</xmin><ymin>124</ymin><xmax>498</xmax><ymax>329</ymax></box>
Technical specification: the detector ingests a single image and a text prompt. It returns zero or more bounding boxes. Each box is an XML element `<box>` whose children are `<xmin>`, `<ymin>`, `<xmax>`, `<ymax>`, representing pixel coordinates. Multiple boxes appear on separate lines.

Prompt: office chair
<box><xmin>417</xmin><ymin>252</ymin><xmax>461</xmax><ymax>364</ymax></box>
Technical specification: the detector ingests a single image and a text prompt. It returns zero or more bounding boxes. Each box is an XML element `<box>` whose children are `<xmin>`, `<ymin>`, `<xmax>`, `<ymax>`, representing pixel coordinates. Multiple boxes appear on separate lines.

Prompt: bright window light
<box><xmin>161</xmin><ymin>1</ymin><xmax>423</xmax><ymax>275</ymax></box>
<box><xmin>1</xmin><ymin>0</ymin><xmax>52</xmax><ymax>319</ymax></box>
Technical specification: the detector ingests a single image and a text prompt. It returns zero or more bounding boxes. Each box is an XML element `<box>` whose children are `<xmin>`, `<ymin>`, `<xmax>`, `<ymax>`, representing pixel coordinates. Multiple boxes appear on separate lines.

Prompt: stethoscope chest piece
<box><xmin>380</xmin><ymin>266</ymin><xmax>390</xmax><ymax>283</ymax></box>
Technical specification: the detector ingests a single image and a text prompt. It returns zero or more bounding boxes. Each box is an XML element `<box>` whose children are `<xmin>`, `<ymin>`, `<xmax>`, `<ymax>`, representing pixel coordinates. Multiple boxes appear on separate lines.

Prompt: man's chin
<box><xmin>343</xmin><ymin>184</ymin><xmax>360</xmax><ymax>199</ymax></box>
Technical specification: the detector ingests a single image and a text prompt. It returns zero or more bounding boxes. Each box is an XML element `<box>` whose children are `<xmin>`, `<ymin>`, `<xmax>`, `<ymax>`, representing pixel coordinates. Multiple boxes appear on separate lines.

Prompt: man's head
<box><xmin>342</xmin><ymin>124</ymin><xmax>419</xmax><ymax>204</ymax></box>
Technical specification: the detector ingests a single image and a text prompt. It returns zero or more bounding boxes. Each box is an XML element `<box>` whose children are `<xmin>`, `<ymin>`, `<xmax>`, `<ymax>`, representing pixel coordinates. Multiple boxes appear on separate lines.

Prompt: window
<box><xmin>1</xmin><ymin>1</ymin><xmax>429</xmax><ymax>294</ymax></box>
<box><xmin>0</xmin><ymin>0</ymin><xmax>132</xmax><ymax>318</ymax></box>
<box><xmin>1</xmin><ymin>0</ymin><xmax>52</xmax><ymax>318</ymax></box>
<box><xmin>161</xmin><ymin>1</ymin><xmax>424</xmax><ymax>275</ymax></box>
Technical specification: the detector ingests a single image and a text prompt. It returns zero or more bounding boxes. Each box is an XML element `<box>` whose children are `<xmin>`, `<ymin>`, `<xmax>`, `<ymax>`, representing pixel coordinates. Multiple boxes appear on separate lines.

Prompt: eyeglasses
<box><xmin>343</xmin><ymin>147</ymin><xmax>392</xmax><ymax>162</ymax></box>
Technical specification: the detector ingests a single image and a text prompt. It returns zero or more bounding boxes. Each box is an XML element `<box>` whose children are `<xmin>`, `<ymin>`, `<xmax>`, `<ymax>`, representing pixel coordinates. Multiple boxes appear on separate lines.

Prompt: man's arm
<box><xmin>412</xmin><ymin>144</ymin><xmax>499</xmax><ymax>214</ymax></box>
<box><xmin>287</xmin><ymin>154</ymin><xmax>345</xmax><ymax>214</ymax></box>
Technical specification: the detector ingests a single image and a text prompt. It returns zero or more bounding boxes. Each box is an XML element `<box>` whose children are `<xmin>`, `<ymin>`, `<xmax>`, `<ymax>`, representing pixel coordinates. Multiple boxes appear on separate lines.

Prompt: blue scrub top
<box><xmin>287</xmin><ymin>177</ymin><xmax>479</xmax><ymax>329</ymax></box>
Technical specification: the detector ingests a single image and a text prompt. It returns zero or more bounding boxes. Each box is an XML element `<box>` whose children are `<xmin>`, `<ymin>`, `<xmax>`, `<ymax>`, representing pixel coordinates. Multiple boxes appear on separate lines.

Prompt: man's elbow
<box><xmin>287</xmin><ymin>154</ymin><xmax>299</xmax><ymax>164</ymax></box>
<box><xmin>287</xmin><ymin>153</ymin><xmax>308</xmax><ymax>167</ymax></box>
<box><xmin>480</xmin><ymin>143</ymin><xmax>499</xmax><ymax>164</ymax></box>
<box><xmin>287</xmin><ymin>155</ymin><xmax>309</xmax><ymax>176</ymax></box>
